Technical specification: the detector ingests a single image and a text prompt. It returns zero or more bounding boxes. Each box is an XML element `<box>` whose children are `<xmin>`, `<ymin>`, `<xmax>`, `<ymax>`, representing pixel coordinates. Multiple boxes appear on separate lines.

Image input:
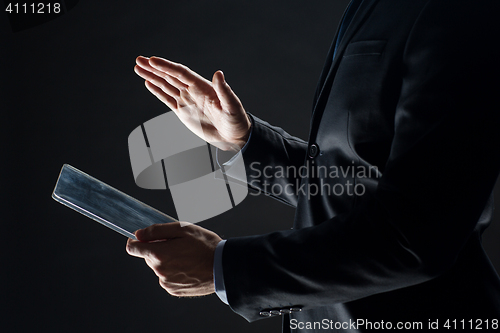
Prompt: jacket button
<box><xmin>270</xmin><ymin>310</ymin><xmax>281</xmax><ymax>316</ymax></box>
<box><xmin>259</xmin><ymin>311</ymin><xmax>272</xmax><ymax>317</ymax></box>
<box><xmin>308</xmin><ymin>144</ymin><xmax>319</xmax><ymax>158</ymax></box>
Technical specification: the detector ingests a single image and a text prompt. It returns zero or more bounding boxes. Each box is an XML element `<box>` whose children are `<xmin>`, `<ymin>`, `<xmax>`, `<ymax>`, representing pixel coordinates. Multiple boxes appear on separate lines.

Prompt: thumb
<box><xmin>135</xmin><ymin>222</ymin><xmax>190</xmax><ymax>242</ymax></box>
<box><xmin>212</xmin><ymin>70</ymin><xmax>242</xmax><ymax>113</ymax></box>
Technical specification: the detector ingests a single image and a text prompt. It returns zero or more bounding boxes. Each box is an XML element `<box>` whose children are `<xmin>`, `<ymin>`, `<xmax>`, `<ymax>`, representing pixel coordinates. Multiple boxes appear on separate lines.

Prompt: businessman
<box><xmin>127</xmin><ymin>0</ymin><xmax>500</xmax><ymax>331</ymax></box>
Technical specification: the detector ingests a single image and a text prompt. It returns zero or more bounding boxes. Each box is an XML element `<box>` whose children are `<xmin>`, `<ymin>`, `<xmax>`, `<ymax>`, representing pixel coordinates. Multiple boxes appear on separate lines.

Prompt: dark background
<box><xmin>1</xmin><ymin>1</ymin><xmax>499</xmax><ymax>332</ymax></box>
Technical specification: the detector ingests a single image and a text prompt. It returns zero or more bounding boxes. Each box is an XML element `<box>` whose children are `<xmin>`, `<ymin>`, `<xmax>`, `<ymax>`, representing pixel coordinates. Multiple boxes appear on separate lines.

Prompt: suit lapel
<box><xmin>312</xmin><ymin>0</ymin><xmax>380</xmax><ymax>117</ymax></box>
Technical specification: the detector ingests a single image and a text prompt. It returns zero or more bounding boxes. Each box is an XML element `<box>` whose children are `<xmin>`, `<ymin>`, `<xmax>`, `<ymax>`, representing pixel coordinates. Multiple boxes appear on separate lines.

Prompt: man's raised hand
<box><xmin>134</xmin><ymin>56</ymin><xmax>251</xmax><ymax>151</ymax></box>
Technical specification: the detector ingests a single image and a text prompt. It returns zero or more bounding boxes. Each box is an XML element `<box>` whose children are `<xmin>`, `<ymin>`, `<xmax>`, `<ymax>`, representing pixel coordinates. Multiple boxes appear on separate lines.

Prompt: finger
<box><xmin>126</xmin><ymin>237</ymin><xmax>172</xmax><ymax>261</ymax></box>
<box><xmin>136</xmin><ymin>56</ymin><xmax>188</xmax><ymax>90</ymax></box>
<box><xmin>212</xmin><ymin>71</ymin><xmax>243</xmax><ymax>114</ymax></box>
<box><xmin>149</xmin><ymin>57</ymin><xmax>207</xmax><ymax>86</ymax></box>
<box><xmin>135</xmin><ymin>65</ymin><xmax>181</xmax><ymax>98</ymax></box>
<box><xmin>135</xmin><ymin>222</ymin><xmax>193</xmax><ymax>242</ymax></box>
<box><xmin>136</xmin><ymin>55</ymin><xmax>151</xmax><ymax>69</ymax></box>
<box><xmin>145</xmin><ymin>81</ymin><xmax>178</xmax><ymax>110</ymax></box>
<box><xmin>126</xmin><ymin>238</ymin><xmax>147</xmax><ymax>258</ymax></box>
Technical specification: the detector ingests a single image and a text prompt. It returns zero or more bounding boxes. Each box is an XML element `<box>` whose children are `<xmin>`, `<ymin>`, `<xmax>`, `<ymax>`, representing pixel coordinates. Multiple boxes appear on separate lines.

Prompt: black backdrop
<box><xmin>2</xmin><ymin>1</ymin><xmax>499</xmax><ymax>332</ymax></box>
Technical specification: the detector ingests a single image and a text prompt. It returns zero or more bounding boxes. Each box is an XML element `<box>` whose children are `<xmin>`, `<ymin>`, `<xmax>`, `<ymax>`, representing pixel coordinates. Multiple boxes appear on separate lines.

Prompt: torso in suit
<box><xmin>221</xmin><ymin>0</ymin><xmax>500</xmax><ymax>331</ymax></box>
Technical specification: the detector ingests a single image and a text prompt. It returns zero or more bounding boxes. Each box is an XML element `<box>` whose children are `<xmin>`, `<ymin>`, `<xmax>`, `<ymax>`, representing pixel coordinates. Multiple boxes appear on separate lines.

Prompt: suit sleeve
<box><xmin>241</xmin><ymin>114</ymin><xmax>309</xmax><ymax>208</ymax></box>
<box><xmin>222</xmin><ymin>0</ymin><xmax>500</xmax><ymax>322</ymax></box>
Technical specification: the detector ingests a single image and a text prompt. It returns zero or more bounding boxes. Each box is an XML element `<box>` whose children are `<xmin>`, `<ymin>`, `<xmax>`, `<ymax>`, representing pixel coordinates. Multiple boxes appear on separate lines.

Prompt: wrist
<box><xmin>235</xmin><ymin>113</ymin><xmax>252</xmax><ymax>150</ymax></box>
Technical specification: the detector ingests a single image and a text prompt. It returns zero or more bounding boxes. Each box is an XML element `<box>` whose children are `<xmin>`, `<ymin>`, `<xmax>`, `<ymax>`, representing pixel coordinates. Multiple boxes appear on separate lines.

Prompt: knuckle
<box><xmin>153</xmin><ymin>266</ymin><xmax>168</xmax><ymax>279</ymax></box>
<box><xmin>159</xmin><ymin>278</ymin><xmax>169</xmax><ymax>290</ymax></box>
<box><xmin>159</xmin><ymin>280</ymin><xmax>180</xmax><ymax>296</ymax></box>
<box><xmin>148</xmin><ymin>223</ymin><xmax>159</xmax><ymax>232</ymax></box>
<box><xmin>148</xmin><ymin>249</ymin><xmax>163</xmax><ymax>262</ymax></box>
<box><xmin>158</xmin><ymin>81</ymin><xmax>167</xmax><ymax>91</ymax></box>
<box><xmin>177</xmin><ymin>65</ymin><xmax>192</xmax><ymax>80</ymax></box>
<box><xmin>179</xmin><ymin>65</ymin><xmax>189</xmax><ymax>75</ymax></box>
<box><xmin>178</xmin><ymin>88</ymin><xmax>189</xmax><ymax>99</ymax></box>
<box><xmin>145</xmin><ymin>223</ymin><xmax>161</xmax><ymax>237</ymax></box>
<box><xmin>158</xmin><ymin>81</ymin><xmax>171</xmax><ymax>94</ymax></box>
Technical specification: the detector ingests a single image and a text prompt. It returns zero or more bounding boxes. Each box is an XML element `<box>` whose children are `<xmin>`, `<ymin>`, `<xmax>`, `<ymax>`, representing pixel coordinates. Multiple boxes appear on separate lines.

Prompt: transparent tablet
<box><xmin>52</xmin><ymin>164</ymin><xmax>177</xmax><ymax>239</ymax></box>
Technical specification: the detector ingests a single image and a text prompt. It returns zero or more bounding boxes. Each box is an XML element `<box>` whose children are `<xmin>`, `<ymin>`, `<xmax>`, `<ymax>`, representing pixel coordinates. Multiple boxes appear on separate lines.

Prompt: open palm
<box><xmin>134</xmin><ymin>56</ymin><xmax>251</xmax><ymax>151</ymax></box>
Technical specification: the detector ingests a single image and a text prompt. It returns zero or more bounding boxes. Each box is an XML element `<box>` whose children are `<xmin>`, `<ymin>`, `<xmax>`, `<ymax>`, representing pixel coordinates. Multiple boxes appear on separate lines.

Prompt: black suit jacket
<box><xmin>222</xmin><ymin>0</ymin><xmax>500</xmax><ymax>331</ymax></box>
